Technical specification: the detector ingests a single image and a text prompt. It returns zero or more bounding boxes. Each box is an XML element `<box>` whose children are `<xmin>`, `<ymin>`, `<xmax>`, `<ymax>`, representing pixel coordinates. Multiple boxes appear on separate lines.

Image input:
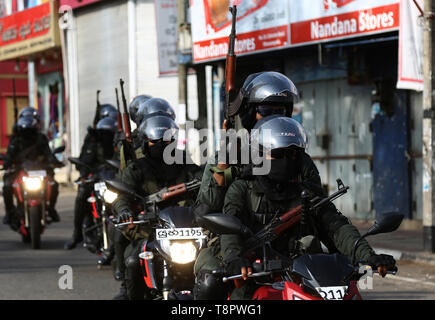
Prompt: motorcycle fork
<box><xmin>101</xmin><ymin>204</ymin><xmax>109</xmax><ymax>251</ymax></box>
<box><xmin>23</xmin><ymin>188</ymin><xmax>46</xmax><ymax>228</ymax></box>
<box><xmin>24</xmin><ymin>195</ymin><xmax>29</xmax><ymax>228</ymax></box>
<box><xmin>162</xmin><ymin>260</ymin><xmax>171</xmax><ymax>300</ymax></box>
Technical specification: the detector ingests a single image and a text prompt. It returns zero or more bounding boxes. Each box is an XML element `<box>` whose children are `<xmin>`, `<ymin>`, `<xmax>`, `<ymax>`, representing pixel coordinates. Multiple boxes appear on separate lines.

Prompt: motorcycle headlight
<box><xmin>23</xmin><ymin>176</ymin><xmax>42</xmax><ymax>191</ymax></box>
<box><xmin>161</xmin><ymin>240</ymin><xmax>197</xmax><ymax>264</ymax></box>
<box><xmin>103</xmin><ymin>189</ymin><xmax>118</xmax><ymax>204</ymax></box>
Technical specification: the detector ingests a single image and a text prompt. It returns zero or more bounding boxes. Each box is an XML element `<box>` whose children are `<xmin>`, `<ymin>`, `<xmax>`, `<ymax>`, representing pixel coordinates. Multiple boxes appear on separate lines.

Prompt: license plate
<box><xmin>94</xmin><ymin>182</ymin><xmax>107</xmax><ymax>192</ymax></box>
<box><xmin>27</xmin><ymin>170</ymin><xmax>47</xmax><ymax>177</ymax></box>
<box><xmin>156</xmin><ymin>228</ymin><xmax>206</xmax><ymax>240</ymax></box>
<box><xmin>316</xmin><ymin>286</ymin><xmax>348</xmax><ymax>300</ymax></box>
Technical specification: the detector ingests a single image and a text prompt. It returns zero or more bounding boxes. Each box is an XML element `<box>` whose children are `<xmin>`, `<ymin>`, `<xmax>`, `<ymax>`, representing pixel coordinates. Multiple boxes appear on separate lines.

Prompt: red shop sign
<box><xmin>0</xmin><ymin>2</ymin><xmax>51</xmax><ymax>47</ymax></box>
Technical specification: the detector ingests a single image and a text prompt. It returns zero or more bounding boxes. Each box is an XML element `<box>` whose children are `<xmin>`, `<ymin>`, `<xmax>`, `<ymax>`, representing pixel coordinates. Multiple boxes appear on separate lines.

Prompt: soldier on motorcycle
<box><xmin>196</xmin><ymin>116</ymin><xmax>397</xmax><ymax>300</ymax></box>
<box><xmin>193</xmin><ymin>72</ymin><xmax>324</xmax><ymax>299</ymax></box>
<box><xmin>112</xmin><ymin>114</ymin><xmax>203</xmax><ymax>300</ymax></box>
<box><xmin>112</xmin><ymin>96</ymin><xmax>177</xmax><ymax>299</ymax></box>
<box><xmin>64</xmin><ymin>117</ymin><xmax>118</xmax><ymax>250</ymax></box>
<box><xmin>2</xmin><ymin>114</ymin><xmax>63</xmax><ymax>229</ymax></box>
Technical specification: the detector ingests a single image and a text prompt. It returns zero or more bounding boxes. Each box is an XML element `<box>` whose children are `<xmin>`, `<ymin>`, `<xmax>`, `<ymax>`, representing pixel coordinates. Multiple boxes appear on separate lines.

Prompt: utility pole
<box><xmin>422</xmin><ymin>0</ymin><xmax>435</xmax><ymax>252</ymax></box>
<box><xmin>177</xmin><ymin>0</ymin><xmax>189</xmax><ymax>149</ymax></box>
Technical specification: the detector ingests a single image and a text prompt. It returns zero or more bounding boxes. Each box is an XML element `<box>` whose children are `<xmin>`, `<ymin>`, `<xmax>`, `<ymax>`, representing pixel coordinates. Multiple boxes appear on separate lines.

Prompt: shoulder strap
<box><xmin>247</xmin><ymin>180</ymin><xmax>263</xmax><ymax>213</ymax></box>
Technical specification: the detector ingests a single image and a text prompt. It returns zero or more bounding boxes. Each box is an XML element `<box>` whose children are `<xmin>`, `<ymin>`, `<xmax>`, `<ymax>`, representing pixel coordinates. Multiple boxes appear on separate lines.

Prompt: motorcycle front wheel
<box><xmin>29</xmin><ymin>206</ymin><xmax>42</xmax><ymax>249</ymax></box>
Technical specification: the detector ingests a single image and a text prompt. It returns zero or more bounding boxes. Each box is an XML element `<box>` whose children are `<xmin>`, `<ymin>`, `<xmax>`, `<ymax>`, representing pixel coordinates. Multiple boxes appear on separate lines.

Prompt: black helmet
<box><xmin>129</xmin><ymin>94</ymin><xmax>152</xmax><ymax>124</ymax></box>
<box><xmin>16</xmin><ymin>116</ymin><xmax>39</xmax><ymax>133</ymax></box>
<box><xmin>250</xmin><ymin>116</ymin><xmax>307</xmax><ymax>155</ymax></box>
<box><xmin>19</xmin><ymin>107</ymin><xmax>40</xmax><ymax>122</ymax></box>
<box><xmin>106</xmin><ymin>109</ymin><xmax>119</xmax><ymax>120</ymax></box>
<box><xmin>139</xmin><ymin>115</ymin><xmax>178</xmax><ymax>161</ymax></box>
<box><xmin>138</xmin><ymin>114</ymin><xmax>178</xmax><ymax>143</ymax></box>
<box><xmin>136</xmin><ymin>98</ymin><xmax>176</xmax><ymax>125</ymax></box>
<box><xmin>96</xmin><ymin>117</ymin><xmax>118</xmax><ymax>133</ymax></box>
<box><xmin>99</xmin><ymin>104</ymin><xmax>117</xmax><ymax>120</ymax></box>
<box><xmin>232</xmin><ymin>72</ymin><xmax>298</xmax><ymax>130</ymax></box>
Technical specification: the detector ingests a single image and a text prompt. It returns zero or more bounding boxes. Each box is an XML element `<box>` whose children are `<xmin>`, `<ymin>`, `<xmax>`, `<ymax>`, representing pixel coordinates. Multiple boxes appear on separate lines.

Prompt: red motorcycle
<box><xmin>2</xmin><ymin>146</ymin><xmax>64</xmax><ymax>249</ymax></box>
<box><xmin>201</xmin><ymin>180</ymin><xmax>403</xmax><ymax>300</ymax></box>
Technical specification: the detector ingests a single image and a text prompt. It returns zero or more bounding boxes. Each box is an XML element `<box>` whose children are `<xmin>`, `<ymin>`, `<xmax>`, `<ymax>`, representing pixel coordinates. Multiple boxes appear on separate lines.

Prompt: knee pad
<box><xmin>193</xmin><ymin>270</ymin><xmax>230</xmax><ymax>300</ymax></box>
<box><xmin>125</xmin><ymin>255</ymin><xmax>140</xmax><ymax>271</ymax></box>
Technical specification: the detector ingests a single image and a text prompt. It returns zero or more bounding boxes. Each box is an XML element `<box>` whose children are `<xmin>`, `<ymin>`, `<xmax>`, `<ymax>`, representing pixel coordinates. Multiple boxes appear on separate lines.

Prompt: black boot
<box><xmin>48</xmin><ymin>208</ymin><xmax>60</xmax><ymax>223</ymax></box>
<box><xmin>112</xmin><ymin>282</ymin><xmax>128</xmax><ymax>300</ymax></box>
<box><xmin>112</xmin><ymin>259</ymin><xmax>122</xmax><ymax>281</ymax></box>
<box><xmin>2</xmin><ymin>212</ymin><xmax>10</xmax><ymax>225</ymax></box>
<box><xmin>8</xmin><ymin>209</ymin><xmax>20</xmax><ymax>231</ymax></box>
<box><xmin>97</xmin><ymin>251</ymin><xmax>113</xmax><ymax>267</ymax></box>
<box><xmin>64</xmin><ymin>230</ymin><xmax>83</xmax><ymax>250</ymax></box>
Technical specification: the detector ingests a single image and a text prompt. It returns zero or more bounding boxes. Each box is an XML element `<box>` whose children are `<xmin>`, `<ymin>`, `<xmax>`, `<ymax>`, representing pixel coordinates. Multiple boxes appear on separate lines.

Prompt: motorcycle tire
<box><xmin>29</xmin><ymin>206</ymin><xmax>42</xmax><ymax>249</ymax></box>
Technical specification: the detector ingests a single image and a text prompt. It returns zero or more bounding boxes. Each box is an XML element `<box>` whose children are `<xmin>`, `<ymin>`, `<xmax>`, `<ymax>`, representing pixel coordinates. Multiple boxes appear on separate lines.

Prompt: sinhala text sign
<box><xmin>0</xmin><ymin>0</ymin><xmax>60</xmax><ymax>62</ymax></box>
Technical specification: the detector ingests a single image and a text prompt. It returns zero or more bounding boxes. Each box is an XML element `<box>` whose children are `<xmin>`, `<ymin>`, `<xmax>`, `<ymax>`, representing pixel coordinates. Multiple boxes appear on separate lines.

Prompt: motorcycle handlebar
<box><xmin>222</xmin><ymin>271</ymin><xmax>272</xmax><ymax>283</ymax></box>
<box><xmin>113</xmin><ymin>220</ymin><xmax>148</xmax><ymax>228</ymax></box>
<box><xmin>369</xmin><ymin>265</ymin><xmax>398</xmax><ymax>275</ymax></box>
<box><xmin>112</xmin><ymin>212</ymin><xmax>157</xmax><ymax>228</ymax></box>
<box><xmin>219</xmin><ymin>264</ymin><xmax>398</xmax><ymax>283</ymax></box>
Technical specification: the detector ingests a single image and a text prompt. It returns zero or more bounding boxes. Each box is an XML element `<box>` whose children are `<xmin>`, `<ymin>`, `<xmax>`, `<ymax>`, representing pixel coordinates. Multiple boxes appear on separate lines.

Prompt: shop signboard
<box><xmin>190</xmin><ymin>0</ymin><xmax>400</xmax><ymax>63</ymax></box>
<box><xmin>0</xmin><ymin>0</ymin><xmax>60</xmax><ymax>61</ymax></box>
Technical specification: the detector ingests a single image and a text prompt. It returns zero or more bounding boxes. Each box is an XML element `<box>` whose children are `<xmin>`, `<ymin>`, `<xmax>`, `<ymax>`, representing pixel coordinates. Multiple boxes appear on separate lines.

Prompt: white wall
<box><xmin>135</xmin><ymin>0</ymin><xmax>198</xmax><ymax>125</ymax></box>
<box><xmin>74</xmin><ymin>0</ymin><xmax>129</xmax><ymax>150</ymax></box>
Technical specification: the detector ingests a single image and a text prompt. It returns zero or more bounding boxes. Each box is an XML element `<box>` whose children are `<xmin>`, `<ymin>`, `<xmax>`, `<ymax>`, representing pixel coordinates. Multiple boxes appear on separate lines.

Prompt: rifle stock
<box><xmin>115</xmin><ymin>88</ymin><xmax>123</xmax><ymax>133</ymax></box>
<box><xmin>119</xmin><ymin>79</ymin><xmax>132</xmax><ymax>142</ymax></box>
<box><xmin>224</xmin><ymin>4</ymin><xmax>238</xmax><ymax>129</ymax></box>
<box><xmin>93</xmin><ymin>90</ymin><xmax>101</xmax><ymax>128</ymax></box>
<box><xmin>144</xmin><ymin>179</ymin><xmax>201</xmax><ymax>205</ymax></box>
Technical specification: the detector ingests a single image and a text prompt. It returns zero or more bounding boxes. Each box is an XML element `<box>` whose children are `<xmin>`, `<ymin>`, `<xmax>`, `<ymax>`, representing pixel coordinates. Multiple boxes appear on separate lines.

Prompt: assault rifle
<box><xmin>108</xmin><ymin>178</ymin><xmax>202</xmax><ymax>227</ymax></box>
<box><xmin>224</xmin><ymin>1</ymin><xmax>241</xmax><ymax>129</ymax></box>
<box><xmin>119</xmin><ymin>79</ymin><xmax>132</xmax><ymax>142</ymax></box>
<box><xmin>201</xmin><ymin>179</ymin><xmax>350</xmax><ymax>253</ymax></box>
<box><xmin>244</xmin><ymin>180</ymin><xmax>350</xmax><ymax>251</ymax></box>
<box><xmin>93</xmin><ymin>90</ymin><xmax>101</xmax><ymax>129</ymax></box>
<box><xmin>115</xmin><ymin>88</ymin><xmax>123</xmax><ymax>134</ymax></box>
<box><xmin>118</xmin><ymin>79</ymin><xmax>136</xmax><ymax>163</ymax></box>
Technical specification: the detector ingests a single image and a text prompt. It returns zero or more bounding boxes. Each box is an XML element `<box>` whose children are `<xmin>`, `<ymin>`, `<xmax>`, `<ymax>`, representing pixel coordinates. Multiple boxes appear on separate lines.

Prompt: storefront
<box><xmin>190</xmin><ymin>0</ymin><xmax>423</xmax><ymax>221</ymax></box>
<box><xmin>0</xmin><ymin>0</ymin><xmax>65</xmax><ymax>153</ymax></box>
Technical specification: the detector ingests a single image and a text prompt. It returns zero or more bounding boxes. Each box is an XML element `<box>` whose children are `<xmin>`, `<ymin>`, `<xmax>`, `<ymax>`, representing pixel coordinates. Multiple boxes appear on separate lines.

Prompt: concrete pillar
<box><xmin>422</xmin><ymin>0</ymin><xmax>435</xmax><ymax>252</ymax></box>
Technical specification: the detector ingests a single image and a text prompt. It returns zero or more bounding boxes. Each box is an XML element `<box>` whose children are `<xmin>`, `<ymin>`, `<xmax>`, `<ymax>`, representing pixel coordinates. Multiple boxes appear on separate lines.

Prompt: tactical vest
<box><xmin>245</xmin><ymin>180</ymin><xmax>324</xmax><ymax>257</ymax></box>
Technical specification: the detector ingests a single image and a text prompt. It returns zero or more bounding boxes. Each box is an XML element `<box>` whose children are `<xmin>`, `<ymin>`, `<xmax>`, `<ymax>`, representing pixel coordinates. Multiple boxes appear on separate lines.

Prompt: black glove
<box><xmin>368</xmin><ymin>253</ymin><xmax>396</xmax><ymax>271</ymax></box>
<box><xmin>118</xmin><ymin>209</ymin><xmax>134</xmax><ymax>223</ymax></box>
<box><xmin>224</xmin><ymin>255</ymin><xmax>251</xmax><ymax>276</ymax></box>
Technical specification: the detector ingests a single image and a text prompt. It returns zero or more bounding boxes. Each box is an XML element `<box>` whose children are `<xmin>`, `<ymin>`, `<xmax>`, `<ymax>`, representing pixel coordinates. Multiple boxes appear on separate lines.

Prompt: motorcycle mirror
<box><xmin>53</xmin><ymin>146</ymin><xmax>66</xmax><ymax>154</ymax></box>
<box><xmin>68</xmin><ymin>157</ymin><xmax>92</xmax><ymax>170</ymax></box>
<box><xmin>352</xmin><ymin>212</ymin><xmax>403</xmax><ymax>264</ymax></box>
<box><xmin>201</xmin><ymin>213</ymin><xmax>252</xmax><ymax>238</ymax></box>
<box><xmin>364</xmin><ymin>212</ymin><xmax>404</xmax><ymax>238</ymax></box>
<box><xmin>105</xmin><ymin>159</ymin><xmax>120</xmax><ymax>171</ymax></box>
<box><xmin>105</xmin><ymin>179</ymin><xmax>145</xmax><ymax>201</ymax></box>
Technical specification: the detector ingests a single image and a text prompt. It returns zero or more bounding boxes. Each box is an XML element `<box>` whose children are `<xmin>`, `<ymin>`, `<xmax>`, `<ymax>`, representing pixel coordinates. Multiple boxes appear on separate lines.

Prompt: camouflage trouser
<box><xmin>193</xmin><ymin>243</ymin><xmax>257</xmax><ymax>300</ymax></box>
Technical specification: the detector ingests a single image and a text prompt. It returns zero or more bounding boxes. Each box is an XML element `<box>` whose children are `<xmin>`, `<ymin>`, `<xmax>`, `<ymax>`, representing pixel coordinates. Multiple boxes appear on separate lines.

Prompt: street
<box><xmin>0</xmin><ymin>187</ymin><xmax>434</xmax><ymax>300</ymax></box>
<box><xmin>0</xmin><ymin>188</ymin><xmax>119</xmax><ymax>300</ymax></box>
